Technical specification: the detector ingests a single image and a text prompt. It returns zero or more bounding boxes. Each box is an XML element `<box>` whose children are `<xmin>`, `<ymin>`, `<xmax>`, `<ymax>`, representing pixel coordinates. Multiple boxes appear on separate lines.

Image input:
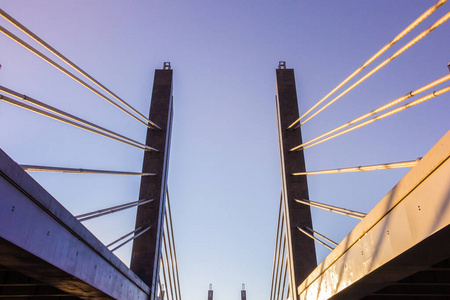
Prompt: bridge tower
<box><xmin>131</xmin><ymin>62</ymin><xmax>174</xmax><ymax>300</ymax></box>
<box><xmin>241</xmin><ymin>283</ymin><xmax>246</xmax><ymax>300</ymax></box>
<box><xmin>275</xmin><ymin>62</ymin><xmax>317</xmax><ymax>299</ymax></box>
<box><xmin>208</xmin><ymin>283</ymin><xmax>213</xmax><ymax>300</ymax></box>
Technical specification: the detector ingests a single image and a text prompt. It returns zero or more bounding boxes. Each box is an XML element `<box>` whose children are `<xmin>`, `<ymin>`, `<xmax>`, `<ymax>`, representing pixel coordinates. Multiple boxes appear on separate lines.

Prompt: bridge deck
<box><xmin>298</xmin><ymin>130</ymin><xmax>450</xmax><ymax>300</ymax></box>
<box><xmin>0</xmin><ymin>149</ymin><xmax>150</xmax><ymax>299</ymax></box>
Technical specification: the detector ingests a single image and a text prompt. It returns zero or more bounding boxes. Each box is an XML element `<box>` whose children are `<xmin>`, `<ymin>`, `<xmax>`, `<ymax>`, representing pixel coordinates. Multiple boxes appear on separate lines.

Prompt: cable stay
<box><xmin>273</xmin><ymin>235</ymin><xmax>286</xmax><ymax>300</ymax></box>
<box><xmin>292</xmin><ymin>85</ymin><xmax>450</xmax><ymax>150</ymax></box>
<box><xmin>166</xmin><ymin>189</ymin><xmax>182</xmax><ymax>300</ymax></box>
<box><xmin>108</xmin><ymin>226</ymin><xmax>151</xmax><ymax>252</ymax></box>
<box><xmin>295</xmin><ymin>199</ymin><xmax>366</xmax><ymax>219</ymax></box>
<box><xmin>160</xmin><ymin>257</ymin><xmax>169</xmax><ymax>300</ymax></box>
<box><xmin>76</xmin><ymin>199</ymin><xmax>153</xmax><ymax>222</ymax></box>
<box><xmin>162</xmin><ymin>232</ymin><xmax>176</xmax><ymax>300</ymax></box>
<box><xmin>275</xmin><ymin>236</ymin><xmax>287</xmax><ymax>300</ymax></box>
<box><xmin>0</xmin><ymin>8</ymin><xmax>161</xmax><ymax>130</ymax></box>
<box><xmin>291</xmin><ymin>74</ymin><xmax>450</xmax><ymax>151</ymax></box>
<box><xmin>290</xmin><ymin>8</ymin><xmax>450</xmax><ymax>128</ymax></box>
<box><xmin>297</xmin><ymin>227</ymin><xmax>335</xmax><ymax>251</ymax></box>
<box><xmin>0</xmin><ymin>87</ymin><xmax>158</xmax><ymax>152</ymax></box>
<box><xmin>278</xmin><ymin>257</ymin><xmax>288</xmax><ymax>300</ymax></box>
<box><xmin>292</xmin><ymin>159</ymin><xmax>421</xmax><ymax>176</ymax></box>
<box><xmin>0</xmin><ymin>94</ymin><xmax>157</xmax><ymax>152</ymax></box>
<box><xmin>164</xmin><ymin>201</ymin><xmax>180</xmax><ymax>299</ymax></box>
<box><xmin>158</xmin><ymin>282</ymin><xmax>165</xmax><ymax>300</ymax></box>
<box><xmin>270</xmin><ymin>194</ymin><xmax>284</xmax><ymax>300</ymax></box>
<box><xmin>305</xmin><ymin>226</ymin><xmax>338</xmax><ymax>247</ymax></box>
<box><xmin>0</xmin><ymin>95</ymin><xmax>150</xmax><ymax>150</ymax></box>
<box><xmin>288</xmin><ymin>0</ymin><xmax>448</xmax><ymax>129</ymax></box>
<box><xmin>20</xmin><ymin>164</ymin><xmax>156</xmax><ymax>176</ymax></box>
<box><xmin>0</xmin><ymin>24</ymin><xmax>159</xmax><ymax>130</ymax></box>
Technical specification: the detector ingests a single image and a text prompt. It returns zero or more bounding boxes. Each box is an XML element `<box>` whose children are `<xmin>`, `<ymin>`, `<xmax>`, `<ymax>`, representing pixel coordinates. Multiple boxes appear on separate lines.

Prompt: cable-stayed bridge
<box><xmin>0</xmin><ymin>1</ymin><xmax>450</xmax><ymax>299</ymax></box>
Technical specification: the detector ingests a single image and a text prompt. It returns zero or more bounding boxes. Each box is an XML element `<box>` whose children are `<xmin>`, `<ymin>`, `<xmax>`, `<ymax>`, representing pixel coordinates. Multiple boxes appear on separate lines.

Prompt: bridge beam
<box><xmin>131</xmin><ymin>63</ymin><xmax>173</xmax><ymax>299</ymax></box>
<box><xmin>0</xmin><ymin>148</ymin><xmax>150</xmax><ymax>299</ymax></box>
<box><xmin>275</xmin><ymin>62</ymin><xmax>317</xmax><ymax>300</ymax></box>
<box><xmin>298</xmin><ymin>130</ymin><xmax>450</xmax><ymax>299</ymax></box>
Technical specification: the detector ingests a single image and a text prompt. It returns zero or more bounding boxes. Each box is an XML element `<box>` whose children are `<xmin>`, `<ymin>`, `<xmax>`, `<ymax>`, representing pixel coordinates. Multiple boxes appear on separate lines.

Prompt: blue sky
<box><xmin>0</xmin><ymin>1</ymin><xmax>449</xmax><ymax>299</ymax></box>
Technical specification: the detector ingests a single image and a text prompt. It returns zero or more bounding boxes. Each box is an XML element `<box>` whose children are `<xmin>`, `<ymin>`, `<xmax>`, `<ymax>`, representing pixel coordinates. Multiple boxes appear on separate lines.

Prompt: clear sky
<box><xmin>0</xmin><ymin>1</ymin><xmax>449</xmax><ymax>299</ymax></box>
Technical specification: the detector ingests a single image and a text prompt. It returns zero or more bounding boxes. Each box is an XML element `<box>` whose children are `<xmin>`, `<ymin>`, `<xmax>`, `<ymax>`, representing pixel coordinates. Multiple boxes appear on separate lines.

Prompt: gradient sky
<box><xmin>0</xmin><ymin>1</ymin><xmax>449</xmax><ymax>299</ymax></box>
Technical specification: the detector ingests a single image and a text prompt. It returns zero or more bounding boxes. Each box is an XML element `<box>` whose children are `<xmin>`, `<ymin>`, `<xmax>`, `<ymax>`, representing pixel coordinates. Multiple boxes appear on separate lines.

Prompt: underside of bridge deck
<box><xmin>0</xmin><ymin>266</ymin><xmax>79</xmax><ymax>299</ymax></box>
<box><xmin>363</xmin><ymin>257</ymin><xmax>450</xmax><ymax>299</ymax></box>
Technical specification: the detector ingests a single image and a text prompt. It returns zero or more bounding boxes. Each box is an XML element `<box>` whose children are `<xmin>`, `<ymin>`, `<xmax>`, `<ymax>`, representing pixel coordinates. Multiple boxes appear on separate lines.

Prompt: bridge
<box><xmin>1</xmin><ymin>1</ymin><xmax>450</xmax><ymax>299</ymax></box>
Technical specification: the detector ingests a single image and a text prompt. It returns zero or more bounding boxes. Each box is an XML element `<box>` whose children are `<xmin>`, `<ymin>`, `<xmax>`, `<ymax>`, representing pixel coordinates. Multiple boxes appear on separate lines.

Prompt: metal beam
<box><xmin>131</xmin><ymin>64</ymin><xmax>173</xmax><ymax>299</ymax></box>
<box><xmin>275</xmin><ymin>62</ymin><xmax>317</xmax><ymax>299</ymax></box>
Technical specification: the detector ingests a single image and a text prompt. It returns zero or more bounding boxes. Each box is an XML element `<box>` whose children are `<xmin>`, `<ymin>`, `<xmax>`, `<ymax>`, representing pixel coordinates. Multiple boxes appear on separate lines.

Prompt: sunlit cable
<box><xmin>275</xmin><ymin>236</ymin><xmax>287</xmax><ymax>300</ymax></box>
<box><xmin>0</xmin><ymin>25</ymin><xmax>157</xmax><ymax>129</ymax></box>
<box><xmin>163</xmin><ymin>232</ymin><xmax>175</xmax><ymax>300</ymax></box>
<box><xmin>300</xmin><ymin>11</ymin><xmax>450</xmax><ymax>126</ymax></box>
<box><xmin>0</xmin><ymin>8</ymin><xmax>161</xmax><ymax>130</ymax></box>
<box><xmin>305</xmin><ymin>227</ymin><xmax>338</xmax><ymax>247</ymax></box>
<box><xmin>274</xmin><ymin>234</ymin><xmax>286</xmax><ymax>300</ymax></box>
<box><xmin>166</xmin><ymin>189</ymin><xmax>182</xmax><ymax>300</ymax></box>
<box><xmin>20</xmin><ymin>164</ymin><xmax>156</xmax><ymax>176</ymax></box>
<box><xmin>280</xmin><ymin>258</ymin><xmax>288</xmax><ymax>300</ymax></box>
<box><xmin>0</xmin><ymin>94</ymin><xmax>155</xmax><ymax>151</ymax></box>
<box><xmin>292</xmin><ymin>159</ymin><xmax>420</xmax><ymax>175</ymax></box>
<box><xmin>0</xmin><ymin>85</ymin><xmax>158</xmax><ymax>152</ymax></box>
<box><xmin>160</xmin><ymin>258</ymin><xmax>170</xmax><ymax>300</ymax></box>
<box><xmin>288</xmin><ymin>0</ymin><xmax>448</xmax><ymax>129</ymax></box>
<box><xmin>295</xmin><ymin>199</ymin><xmax>366</xmax><ymax>220</ymax></box>
<box><xmin>298</xmin><ymin>86</ymin><xmax>450</xmax><ymax>150</ymax></box>
<box><xmin>297</xmin><ymin>227</ymin><xmax>334</xmax><ymax>251</ymax></box>
<box><xmin>291</xmin><ymin>74</ymin><xmax>450</xmax><ymax>151</ymax></box>
<box><xmin>164</xmin><ymin>210</ymin><xmax>178</xmax><ymax>300</ymax></box>
<box><xmin>270</xmin><ymin>195</ymin><xmax>283</xmax><ymax>300</ymax></box>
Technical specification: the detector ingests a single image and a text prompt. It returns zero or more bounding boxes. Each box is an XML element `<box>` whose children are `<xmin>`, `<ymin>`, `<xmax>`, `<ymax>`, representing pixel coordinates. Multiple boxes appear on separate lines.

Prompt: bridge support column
<box><xmin>241</xmin><ymin>284</ymin><xmax>246</xmax><ymax>300</ymax></box>
<box><xmin>131</xmin><ymin>63</ymin><xmax>173</xmax><ymax>300</ymax></box>
<box><xmin>275</xmin><ymin>62</ymin><xmax>317</xmax><ymax>299</ymax></box>
<box><xmin>208</xmin><ymin>284</ymin><xmax>213</xmax><ymax>300</ymax></box>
